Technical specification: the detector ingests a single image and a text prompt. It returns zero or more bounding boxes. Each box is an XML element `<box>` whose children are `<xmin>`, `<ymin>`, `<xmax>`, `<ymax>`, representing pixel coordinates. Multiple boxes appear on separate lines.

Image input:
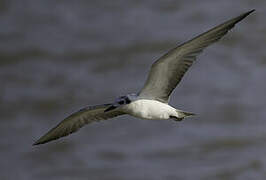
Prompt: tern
<box><xmin>33</xmin><ymin>10</ymin><xmax>254</xmax><ymax>145</ymax></box>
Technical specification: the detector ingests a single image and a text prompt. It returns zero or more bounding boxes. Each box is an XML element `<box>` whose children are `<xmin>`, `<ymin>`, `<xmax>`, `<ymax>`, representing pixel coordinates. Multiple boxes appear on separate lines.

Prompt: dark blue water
<box><xmin>1</xmin><ymin>0</ymin><xmax>265</xmax><ymax>179</ymax></box>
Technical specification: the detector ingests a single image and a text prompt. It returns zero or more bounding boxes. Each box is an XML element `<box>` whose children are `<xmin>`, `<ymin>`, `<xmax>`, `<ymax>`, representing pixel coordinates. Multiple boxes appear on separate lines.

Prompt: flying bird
<box><xmin>33</xmin><ymin>10</ymin><xmax>254</xmax><ymax>145</ymax></box>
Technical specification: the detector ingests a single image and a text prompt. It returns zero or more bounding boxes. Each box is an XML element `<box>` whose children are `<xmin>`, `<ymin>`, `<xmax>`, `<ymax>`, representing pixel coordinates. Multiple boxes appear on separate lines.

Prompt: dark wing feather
<box><xmin>139</xmin><ymin>10</ymin><xmax>254</xmax><ymax>103</ymax></box>
<box><xmin>33</xmin><ymin>104</ymin><xmax>124</xmax><ymax>145</ymax></box>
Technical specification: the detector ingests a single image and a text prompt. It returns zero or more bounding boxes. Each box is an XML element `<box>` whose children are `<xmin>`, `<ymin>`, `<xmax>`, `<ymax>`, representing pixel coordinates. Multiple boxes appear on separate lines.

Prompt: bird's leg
<box><xmin>170</xmin><ymin>116</ymin><xmax>184</xmax><ymax>122</ymax></box>
<box><xmin>174</xmin><ymin>118</ymin><xmax>184</xmax><ymax>122</ymax></box>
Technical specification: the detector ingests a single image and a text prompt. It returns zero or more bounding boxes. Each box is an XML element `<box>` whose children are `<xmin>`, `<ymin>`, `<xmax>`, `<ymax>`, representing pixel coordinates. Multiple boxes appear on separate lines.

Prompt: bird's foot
<box><xmin>170</xmin><ymin>116</ymin><xmax>184</xmax><ymax>122</ymax></box>
<box><xmin>174</xmin><ymin>118</ymin><xmax>184</xmax><ymax>122</ymax></box>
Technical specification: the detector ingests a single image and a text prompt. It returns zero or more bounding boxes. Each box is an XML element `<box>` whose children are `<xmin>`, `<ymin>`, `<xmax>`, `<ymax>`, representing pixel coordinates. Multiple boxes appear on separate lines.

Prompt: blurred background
<box><xmin>0</xmin><ymin>0</ymin><xmax>265</xmax><ymax>179</ymax></box>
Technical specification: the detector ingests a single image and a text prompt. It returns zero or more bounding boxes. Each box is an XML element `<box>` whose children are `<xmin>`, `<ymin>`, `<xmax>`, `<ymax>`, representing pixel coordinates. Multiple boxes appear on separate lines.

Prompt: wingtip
<box><xmin>237</xmin><ymin>9</ymin><xmax>255</xmax><ymax>20</ymax></box>
<box><xmin>227</xmin><ymin>9</ymin><xmax>255</xmax><ymax>27</ymax></box>
<box><xmin>32</xmin><ymin>137</ymin><xmax>54</xmax><ymax>146</ymax></box>
<box><xmin>32</xmin><ymin>136</ymin><xmax>50</xmax><ymax>146</ymax></box>
<box><xmin>245</xmin><ymin>9</ymin><xmax>255</xmax><ymax>16</ymax></box>
<box><xmin>249</xmin><ymin>9</ymin><xmax>255</xmax><ymax>13</ymax></box>
<box><xmin>32</xmin><ymin>141</ymin><xmax>41</xmax><ymax>146</ymax></box>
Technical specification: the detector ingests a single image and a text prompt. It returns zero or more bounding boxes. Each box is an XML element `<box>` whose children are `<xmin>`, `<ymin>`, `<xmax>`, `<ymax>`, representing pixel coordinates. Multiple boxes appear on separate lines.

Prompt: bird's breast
<box><xmin>121</xmin><ymin>99</ymin><xmax>176</xmax><ymax>120</ymax></box>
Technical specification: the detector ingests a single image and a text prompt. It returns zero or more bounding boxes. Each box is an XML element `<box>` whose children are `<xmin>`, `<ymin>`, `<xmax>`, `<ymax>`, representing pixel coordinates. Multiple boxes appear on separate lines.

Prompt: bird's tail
<box><xmin>176</xmin><ymin>110</ymin><xmax>196</xmax><ymax>118</ymax></box>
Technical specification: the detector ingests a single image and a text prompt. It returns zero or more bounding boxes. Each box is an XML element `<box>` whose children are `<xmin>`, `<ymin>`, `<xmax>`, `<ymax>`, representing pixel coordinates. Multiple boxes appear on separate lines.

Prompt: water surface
<box><xmin>0</xmin><ymin>0</ymin><xmax>265</xmax><ymax>179</ymax></box>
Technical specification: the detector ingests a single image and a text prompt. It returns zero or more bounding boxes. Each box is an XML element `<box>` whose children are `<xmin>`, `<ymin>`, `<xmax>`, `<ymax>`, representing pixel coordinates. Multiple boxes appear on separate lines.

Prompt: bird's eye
<box><xmin>118</xmin><ymin>100</ymin><xmax>124</xmax><ymax>105</ymax></box>
<box><xmin>125</xmin><ymin>97</ymin><xmax>131</xmax><ymax>104</ymax></box>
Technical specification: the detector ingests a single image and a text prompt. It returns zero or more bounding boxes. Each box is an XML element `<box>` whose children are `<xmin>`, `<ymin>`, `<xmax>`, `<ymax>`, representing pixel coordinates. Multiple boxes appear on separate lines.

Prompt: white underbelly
<box><xmin>121</xmin><ymin>99</ymin><xmax>177</xmax><ymax>120</ymax></box>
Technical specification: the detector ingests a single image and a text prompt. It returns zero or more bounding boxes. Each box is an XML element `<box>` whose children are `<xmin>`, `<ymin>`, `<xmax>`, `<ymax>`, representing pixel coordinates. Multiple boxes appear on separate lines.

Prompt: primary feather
<box><xmin>33</xmin><ymin>104</ymin><xmax>124</xmax><ymax>145</ymax></box>
<box><xmin>139</xmin><ymin>10</ymin><xmax>254</xmax><ymax>103</ymax></box>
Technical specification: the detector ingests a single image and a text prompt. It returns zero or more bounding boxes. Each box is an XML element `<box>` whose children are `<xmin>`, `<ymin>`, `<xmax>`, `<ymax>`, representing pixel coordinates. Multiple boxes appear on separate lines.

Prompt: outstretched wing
<box><xmin>33</xmin><ymin>104</ymin><xmax>125</xmax><ymax>145</ymax></box>
<box><xmin>139</xmin><ymin>10</ymin><xmax>254</xmax><ymax>103</ymax></box>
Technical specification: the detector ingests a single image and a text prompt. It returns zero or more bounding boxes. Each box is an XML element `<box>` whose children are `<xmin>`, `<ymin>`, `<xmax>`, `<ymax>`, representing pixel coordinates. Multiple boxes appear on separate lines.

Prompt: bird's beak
<box><xmin>104</xmin><ymin>105</ymin><xmax>118</xmax><ymax>112</ymax></box>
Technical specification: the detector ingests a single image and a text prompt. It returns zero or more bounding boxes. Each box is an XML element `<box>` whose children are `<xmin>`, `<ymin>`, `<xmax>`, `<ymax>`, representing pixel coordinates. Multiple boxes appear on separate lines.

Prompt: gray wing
<box><xmin>139</xmin><ymin>10</ymin><xmax>254</xmax><ymax>103</ymax></box>
<box><xmin>33</xmin><ymin>104</ymin><xmax>124</xmax><ymax>145</ymax></box>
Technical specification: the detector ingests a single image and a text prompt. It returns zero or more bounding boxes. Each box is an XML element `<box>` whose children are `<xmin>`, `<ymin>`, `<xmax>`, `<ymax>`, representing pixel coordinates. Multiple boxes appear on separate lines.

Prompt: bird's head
<box><xmin>104</xmin><ymin>93</ymin><xmax>137</xmax><ymax>112</ymax></box>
